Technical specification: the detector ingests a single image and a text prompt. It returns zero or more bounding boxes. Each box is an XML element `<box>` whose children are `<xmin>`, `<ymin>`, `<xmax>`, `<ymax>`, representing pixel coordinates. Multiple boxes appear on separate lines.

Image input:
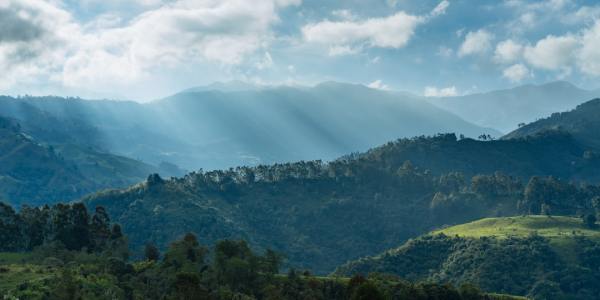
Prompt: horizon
<box><xmin>1</xmin><ymin>79</ymin><xmax>595</xmax><ymax>103</ymax></box>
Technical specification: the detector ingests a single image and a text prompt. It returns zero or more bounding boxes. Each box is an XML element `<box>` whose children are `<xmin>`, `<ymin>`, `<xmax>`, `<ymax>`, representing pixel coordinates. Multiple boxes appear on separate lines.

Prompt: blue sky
<box><xmin>1</xmin><ymin>0</ymin><xmax>599</xmax><ymax>100</ymax></box>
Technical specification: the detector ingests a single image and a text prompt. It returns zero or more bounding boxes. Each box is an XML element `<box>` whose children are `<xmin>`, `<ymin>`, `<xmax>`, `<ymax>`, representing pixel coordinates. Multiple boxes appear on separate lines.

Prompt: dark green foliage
<box><xmin>81</xmin><ymin>130</ymin><xmax>600</xmax><ymax>273</ymax></box>
<box><xmin>0</xmin><ymin>202</ymin><xmax>127</xmax><ymax>256</ymax></box>
<box><xmin>337</xmin><ymin>233</ymin><xmax>600</xmax><ymax>299</ymax></box>
<box><xmin>584</xmin><ymin>214</ymin><xmax>598</xmax><ymax>228</ymax></box>
<box><xmin>0</xmin><ymin>210</ymin><xmax>519</xmax><ymax>300</ymax></box>
<box><xmin>145</xmin><ymin>243</ymin><xmax>160</xmax><ymax>261</ymax></box>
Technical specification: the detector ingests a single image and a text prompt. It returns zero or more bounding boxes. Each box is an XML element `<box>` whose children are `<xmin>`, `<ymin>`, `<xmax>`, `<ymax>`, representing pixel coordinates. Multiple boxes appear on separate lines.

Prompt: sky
<box><xmin>1</xmin><ymin>0</ymin><xmax>599</xmax><ymax>101</ymax></box>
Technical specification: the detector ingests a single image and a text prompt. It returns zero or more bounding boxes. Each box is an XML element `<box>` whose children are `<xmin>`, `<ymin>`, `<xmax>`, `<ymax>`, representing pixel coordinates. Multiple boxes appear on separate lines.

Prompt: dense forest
<box><xmin>82</xmin><ymin>130</ymin><xmax>600</xmax><ymax>274</ymax></box>
<box><xmin>0</xmin><ymin>202</ymin><xmax>520</xmax><ymax>300</ymax></box>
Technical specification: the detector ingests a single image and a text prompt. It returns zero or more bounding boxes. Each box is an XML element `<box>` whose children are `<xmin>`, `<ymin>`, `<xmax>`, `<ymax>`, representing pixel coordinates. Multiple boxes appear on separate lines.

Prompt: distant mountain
<box><xmin>0</xmin><ymin>115</ymin><xmax>161</xmax><ymax>206</ymax></box>
<box><xmin>0</xmin><ymin>83</ymin><xmax>497</xmax><ymax>171</ymax></box>
<box><xmin>335</xmin><ymin>216</ymin><xmax>600</xmax><ymax>299</ymax></box>
<box><xmin>428</xmin><ymin>81</ymin><xmax>600</xmax><ymax>133</ymax></box>
<box><xmin>151</xmin><ymin>82</ymin><xmax>499</xmax><ymax>169</ymax></box>
<box><xmin>83</xmin><ymin>131</ymin><xmax>600</xmax><ymax>274</ymax></box>
<box><xmin>504</xmin><ymin>98</ymin><xmax>600</xmax><ymax>150</ymax></box>
<box><xmin>181</xmin><ymin>80</ymin><xmax>261</xmax><ymax>93</ymax></box>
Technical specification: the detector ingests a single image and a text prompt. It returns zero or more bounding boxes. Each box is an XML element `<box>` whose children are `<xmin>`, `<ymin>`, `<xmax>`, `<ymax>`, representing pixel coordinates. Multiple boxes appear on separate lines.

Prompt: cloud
<box><xmin>458</xmin><ymin>29</ymin><xmax>493</xmax><ymax>57</ymax></box>
<box><xmin>523</xmin><ymin>34</ymin><xmax>578</xmax><ymax>71</ymax></box>
<box><xmin>302</xmin><ymin>12</ymin><xmax>423</xmax><ymax>51</ymax></box>
<box><xmin>331</xmin><ymin>9</ymin><xmax>355</xmax><ymax>21</ymax></box>
<box><xmin>0</xmin><ymin>0</ymin><xmax>299</xmax><ymax>94</ymax></box>
<box><xmin>367</xmin><ymin>80</ymin><xmax>390</xmax><ymax>91</ymax></box>
<box><xmin>424</xmin><ymin>86</ymin><xmax>458</xmax><ymax>97</ymax></box>
<box><xmin>502</xmin><ymin>63</ymin><xmax>531</xmax><ymax>82</ymax></box>
<box><xmin>577</xmin><ymin>21</ymin><xmax>600</xmax><ymax>76</ymax></box>
<box><xmin>302</xmin><ymin>1</ymin><xmax>448</xmax><ymax>55</ymax></box>
<box><xmin>494</xmin><ymin>39</ymin><xmax>523</xmax><ymax>64</ymax></box>
<box><xmin>429</xmin><ymin>0</ymin><xmax>450</xmax><ymax>18</ymax></box>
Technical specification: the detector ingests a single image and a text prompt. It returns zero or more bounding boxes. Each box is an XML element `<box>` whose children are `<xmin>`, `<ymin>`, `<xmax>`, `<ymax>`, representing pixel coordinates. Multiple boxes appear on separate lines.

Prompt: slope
<box><xmin>0</xmin><ymin>83</ymin><xmax>497</xmax><ymax>171</ymax></box>
<box><xmin>83</xmin><ymin>131</ymin><xmax>600</xmax><ymax>274</ymax></box>
<box><xmin>335</xmin><ymin>216</ymin><xmax>600</xmax><ymax>299</ymax></box>
<box><xmin>503</xmin><ymin>98</ymin><xmax>600</xmax><ymax>150</ymax></box>
<box><xmin>0</xmin><ymin>116</ymin><xmax>159</xmax><ymax>206</ymax></box>
<box><xmin>428</xmin><ymin>81</ymin><xmax>600</xmax><ymax>133</ymax></box>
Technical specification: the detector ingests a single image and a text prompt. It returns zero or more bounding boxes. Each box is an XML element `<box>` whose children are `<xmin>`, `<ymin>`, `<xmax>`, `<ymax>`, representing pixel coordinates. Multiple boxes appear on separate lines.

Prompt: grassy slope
<box><xmin>433</xmin><ymin>215</ymin><xmax>600</xmax><ymax>264</ymax></box>
<box><xmin>433</xmin><ymin>215</ymin><xmax>600</xmax><ymax>240</ymax></box>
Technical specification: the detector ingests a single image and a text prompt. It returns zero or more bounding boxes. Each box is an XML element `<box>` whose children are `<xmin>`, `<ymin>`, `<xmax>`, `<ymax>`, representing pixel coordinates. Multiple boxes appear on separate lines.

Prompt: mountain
<box><xmin>335</xmin><ymin>216</ymin><xmax>600</xmax><ymax>299</ymax></box>
<box><xmin>428</xmin><ymin>81</ymin><xmax>600</xmax><ymax>133</ymax></box>
<box><xmin>82</xmin><ymin>131</ymin><xmax>600</xmax><ymax>274</ymax></box>
<box><xmin>0</xmin><ymin>83</ymin><xmax>498</xmax><ymax>171</ymax></box>
<box><xmin>0</xmin><ymin>116</ymin><xmax>161</xmax><ymax>206</ymax></box>
<box><xmin>504</xmin><ymin>98</ymin><xmax>600</xmax><ymax>150</ymax></box>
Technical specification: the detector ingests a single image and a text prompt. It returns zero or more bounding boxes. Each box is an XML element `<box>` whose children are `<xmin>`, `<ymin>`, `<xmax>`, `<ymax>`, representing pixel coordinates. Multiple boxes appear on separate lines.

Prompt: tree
<box><xmin>145</xmin><ymin>243</ymin><xmax>161</xmax><ymax>261</ymax></box>
<box><xmin>350</xmin><ymin>282</ymin><xmax>384</xmax><ymax>300</ymax></box>
<box><xmin>583</xmin><ymin>214</ymin><xmax>597</xmax><ymax>228</ymax></box>
<box><xmin>90</xmin><ymin>206</ymin><xmax>111</xmax><ymax>252</ymax></box>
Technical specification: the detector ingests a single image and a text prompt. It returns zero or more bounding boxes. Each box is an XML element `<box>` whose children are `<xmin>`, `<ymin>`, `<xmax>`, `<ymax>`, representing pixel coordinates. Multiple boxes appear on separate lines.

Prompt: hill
<box><xmin>0</xmin><ymin>116</ymin><xmax>160</xmax><ymax>206</ymax></box>
<box><xmin>82</xmin><ymin>132</ymin><xmax>600</xmax><ymax>274</ymax></box>
<box><xmin>428</xmin><ymin>81</ymin><xmax>600</xmax><ymax>133</ymax></box>
<box><xmin>0</xmin><ymin>83</ymin><xmax>497</xmax><ymax>171</ymax></box>
<box><xmin>504</xmin><ymin>98</ymin><xmax>600</xmax><ymax>150</ymax></box>
<box><xmin>335</xmin><ymin>216</ymin><xmax>600</xmax><ymax>299</ymax></box>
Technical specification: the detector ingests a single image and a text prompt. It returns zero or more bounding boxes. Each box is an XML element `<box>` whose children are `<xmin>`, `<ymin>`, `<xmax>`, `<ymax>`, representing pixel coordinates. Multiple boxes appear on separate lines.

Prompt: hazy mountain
<box><xmin>0</xmin><ymin>83</ymin><xmax>497</xmax><ymax>171</ymax></box>
<box><xmin>0</xmin><ymin>116</ymin><xmax>162</xmax><ymax>206</ymax></box>
<box><xmin>428</xmin><ymin>81</ymin><xmax>600</xmax><ymax>133</ymax></box>
<box><xmin>504</xmin><ymin>98</ymin><xmax>600</xmax><ymax>150</ymax></box>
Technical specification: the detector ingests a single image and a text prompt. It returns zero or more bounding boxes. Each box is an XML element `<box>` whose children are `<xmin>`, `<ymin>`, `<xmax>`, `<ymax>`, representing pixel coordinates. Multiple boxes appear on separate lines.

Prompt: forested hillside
<box><xmin>336</xmin><ymin>216</ymin><xmax>600</xmax><ymax>299</ymax></box>
<box><xmin>0</xmin><ymin>116</ymin><xmax>160</xmax><ymax>206</ymax></box>
<box><xmin>83</xmin><ymin>132</ymin><xmax>600</xmax><ymax>274</ymax></box>
<box><xmin>504</xmin><ymin>98</ymin><xmax>600</xmax><ymax>149</ymax></box>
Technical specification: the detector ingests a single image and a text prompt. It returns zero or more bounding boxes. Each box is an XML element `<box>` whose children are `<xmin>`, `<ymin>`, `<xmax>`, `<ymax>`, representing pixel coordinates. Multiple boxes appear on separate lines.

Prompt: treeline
<box><xmin>0</xmin><ymin>202</ymin><xmax>127</xmax><ymax>257</ymax></box>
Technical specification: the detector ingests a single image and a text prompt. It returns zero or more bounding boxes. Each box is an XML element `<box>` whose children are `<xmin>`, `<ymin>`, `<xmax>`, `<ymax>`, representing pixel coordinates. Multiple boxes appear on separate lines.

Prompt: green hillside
<box><xmin>0</xmin><ymin>116</ymin><xmax>163</xmax><ymax>206</ymax></box>
<box><xmin>83</xmin><ymin>132</ymin><xmax>600</xmax><ymax>274</ymax></box>
<box><xmin>504</xmin><ymin>98</ymin><xmax>600</xmax><ymax>149</ymax></box>
<box><xmin>336</xmin><ymin>216</ymin><xmax>600</xmax><ymax>299</ymax></box>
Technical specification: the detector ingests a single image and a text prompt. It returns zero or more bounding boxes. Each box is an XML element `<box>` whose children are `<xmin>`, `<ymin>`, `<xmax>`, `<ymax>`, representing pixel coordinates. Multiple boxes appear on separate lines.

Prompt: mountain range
<box><xmin>427</xmin><ymin>81</ymin><xmax>600</xmax><ymax>133</ymax></box>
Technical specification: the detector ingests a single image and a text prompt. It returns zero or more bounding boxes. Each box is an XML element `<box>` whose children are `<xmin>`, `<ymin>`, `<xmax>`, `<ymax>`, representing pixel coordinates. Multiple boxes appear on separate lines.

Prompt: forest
<box><xmin>0</xmin><ymin>202</ymin><xmax>520</xmax><ymax>300</ymax></box>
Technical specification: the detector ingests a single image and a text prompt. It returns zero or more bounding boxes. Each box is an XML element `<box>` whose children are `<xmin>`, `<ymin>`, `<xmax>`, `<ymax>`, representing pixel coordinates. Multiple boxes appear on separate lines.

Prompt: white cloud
<box><xmin>458</xmin><ymin>29</ymin><xmax>493</xmax><ymax>57</ymax></box>
<box><xmin>367</xmin><ymin>80</ymin><xmax>390</xmax><ymax>91</ymax></box>
<box><xmin>255</xmin><ymin>52</ymin><xmax>274</xmax><ymax>70</ymax></box>
<box><xmin>424</xmin><ymin>86</ymin><xmax>458</xmax><ymax>97</ymax></box>
<box><xmin>494</xmin><ymin>39</ymin><xmax>523</xmax><ymax>64</ymax></box>
<box><xmin>523</xmin><ymin>34</ymin><xmax>578</xmax><ymax>71</ymax></box>
<box><xmin>0</xmin><ymin>0</ymin><xmax>300</xmax><ymax>94</ymax></box>
<box><xmin>302</xmin><ymin>1</ymin><xmax>448</xmax><ymax>55</ymax></box>
<box><xmin>502</xmin><ymin>63</ymin><xmax>531</xmax><ymax>82</ymax></box>
<box><xmin>302</xmin><ymin>12</ymin><xmax>424</xmax><ymax>51</ymax></box>
<box><xmin>331</xmin><ymin>9</ymin><xmax>355</xmax><ymax>21</ymax></box>
<box><xmin>577</xmin><ymin>21</ymin><xmax>600</xmax><ymax>76</ymax></box>
<box><xmin>429</xmin><ymin>0</ymin><xmax>450</xmax><ymax>18</ymax></box>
